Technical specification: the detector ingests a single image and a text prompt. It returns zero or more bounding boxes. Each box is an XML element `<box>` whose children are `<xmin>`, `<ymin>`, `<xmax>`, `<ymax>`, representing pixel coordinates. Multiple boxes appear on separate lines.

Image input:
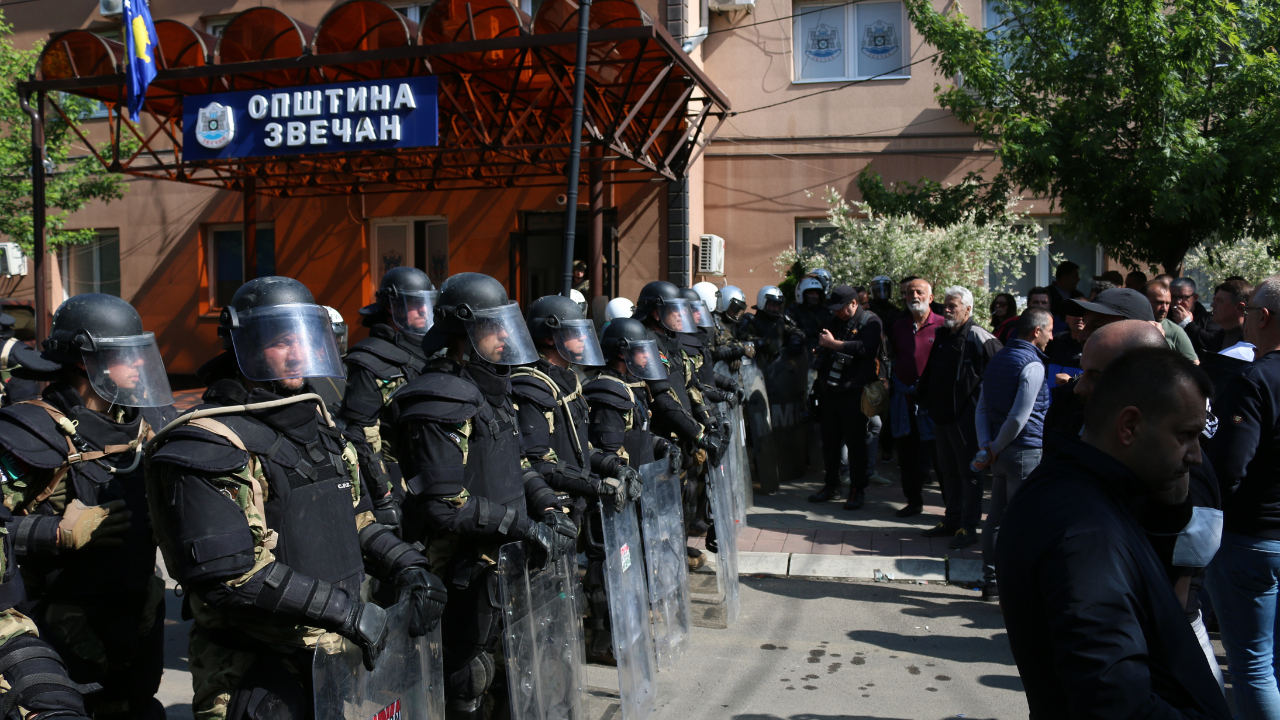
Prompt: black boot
<box><xmin>808</xmin><ymin>486</ymin><xmax>839</xmax><ymax>503</ymax></box>
<box><xmin>843</xmin><ymin>489</ymin><xmax>866</xmax><ymax>511</ymax></box>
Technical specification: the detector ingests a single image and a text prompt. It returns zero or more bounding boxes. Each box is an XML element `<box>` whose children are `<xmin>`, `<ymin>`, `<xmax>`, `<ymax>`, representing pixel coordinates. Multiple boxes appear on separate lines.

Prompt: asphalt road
<box><xmin>158</xmin><ymin>576</ymin><xmax>1026</xmax><ymax>720</ymax></box>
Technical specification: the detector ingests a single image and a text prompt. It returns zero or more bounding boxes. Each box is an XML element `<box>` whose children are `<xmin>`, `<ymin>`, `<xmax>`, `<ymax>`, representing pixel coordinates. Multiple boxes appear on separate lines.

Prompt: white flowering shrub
<box><xmin>778</xmin><ymin>189</ymin><xmax>1042</xmax><ymax>323</ymax></box>
<box><xmin>1184</xmin><ymin>236</ymin><xmax>1280</xmax><ymax>288</ymax></box>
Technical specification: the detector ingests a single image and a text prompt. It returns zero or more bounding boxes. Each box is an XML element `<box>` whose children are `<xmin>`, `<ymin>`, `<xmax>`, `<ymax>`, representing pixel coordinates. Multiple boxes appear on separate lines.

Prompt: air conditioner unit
<box><xmin>100</xmin><ymin>0</ymin><xmax>124</xmax><ymax>18</ymax></box>
<box><xmin>698</xmin><ymin>234</ymin><xmax>725</xmax><ymax>275</ymax></box>
<box><xmin>708</xmin><ymin>0</ymin><xmax>755</xmax><ymax>12</ymax></box>
<box><xmin>0</xmin><ymin>243</ymin><xmax>28</xmax><ymax>277</ymax></box>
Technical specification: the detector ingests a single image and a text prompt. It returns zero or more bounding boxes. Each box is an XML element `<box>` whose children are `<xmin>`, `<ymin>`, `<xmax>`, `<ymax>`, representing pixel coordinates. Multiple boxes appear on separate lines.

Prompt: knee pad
<box><xmin>446</xmin><ymin>652</ymin><xmax>496</xmax><ymax>708</ymax></box>
<box><xmin>227</xmin><ymin>656</ymin><xmax>308</xmax><ymax>720</ymax></box>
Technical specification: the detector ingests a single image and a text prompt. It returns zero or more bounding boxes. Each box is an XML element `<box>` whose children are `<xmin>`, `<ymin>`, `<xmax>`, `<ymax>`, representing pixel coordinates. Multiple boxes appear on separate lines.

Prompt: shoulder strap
<box><xmin>0</xmin><ymin>338</ymin><xmax>17</xmax><ymax>371</ymax></box>
<box><xmin>15</xmin><ymin>400</ymin><xmax>147</xmax><ymax>512</ymax></box>
<box><xmin>591</xmin><ymin>374</ymin><xmax>638</xmax><ymax>404</ymax></box>
<box><xmin>512</xmin><ymin>366</ymin><xmax>587</xmax><ymax>464</ymax></box>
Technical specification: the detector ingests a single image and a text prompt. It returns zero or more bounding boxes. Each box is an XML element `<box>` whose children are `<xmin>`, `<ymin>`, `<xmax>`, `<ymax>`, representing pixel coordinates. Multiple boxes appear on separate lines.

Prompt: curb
<box><xmin>720</xmin><ymin>551</ymin><xmax>983</xmax><ymax>584</ymax></box>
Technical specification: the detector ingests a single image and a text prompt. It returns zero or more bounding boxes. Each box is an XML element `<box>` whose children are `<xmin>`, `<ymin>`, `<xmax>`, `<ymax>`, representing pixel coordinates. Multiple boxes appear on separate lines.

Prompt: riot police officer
<box><xmin>513</xmin><ymin>295</ymin><xmax>642</xmax><ymax>662</ymax></box>
<box><xmin>678</xmin><ymin>288</ymin><xmax>742</xmax><ymax>407</ymax></box>
<box><xmin>714</xmin><ymin>285</ymin><xmax>750</xmax><ymax>344</ymax></box>
<box><xmin>392</xmin><ymin>273</ymin><xmax>576</xmax><ymax>720</ymax></box>
<box><xmin>867</xmin><ymin>275</ymin><xmax>904</xmax><ymax>330</ymax></box>
<box><xmin>146</xmin><ymin>277</ymin><xmax>446</xmax><ymax>720</ymax></box>
<box><xmin>690</xmin><ymin>283</ymin><xmax>754</xmax><ymax>370</ymax></box>
<box><xmin>585</xmin><ymin>318</ymin><xmax>671</xmax><ymax>470</ymax></box>
<box><xmin>0</xmin><ymin>294</ymin><xmax>173</xmax><ymax>720</ymax></box>
<box><xmin>787</xmin><ymin>277</ymin><xmax>832</xmax><ymax>357</ymax></box>
<box><xmin>342</xmin><ymin>266</ymin><xmax>437</xmax><ymax>534</ymax></box>
<box><xmin>740</xmin><ymin>285</ymin><xmax>804</xmax><ymax>367</ymax></box>
<box><xmin>0</xmin><ymin>497</ymin><xmax>95</xmax><ymax>720</ymax></box>
<box><xmin>0</xmin><ymin>312</ymin><xmax>41</xmax><ymax>406</ymax></box>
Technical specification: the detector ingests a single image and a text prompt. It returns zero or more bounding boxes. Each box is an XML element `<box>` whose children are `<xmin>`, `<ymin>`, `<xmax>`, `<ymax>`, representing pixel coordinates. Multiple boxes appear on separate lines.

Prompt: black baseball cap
<box><xmin>1062</xmin><ymin>288</ymin><xmax>1154</xmax><ymax>322</ymax></box>
<box><xmin>826</xmin><ymin>285</ymin><xmax>858</xmax><ymax>311</ymax></box>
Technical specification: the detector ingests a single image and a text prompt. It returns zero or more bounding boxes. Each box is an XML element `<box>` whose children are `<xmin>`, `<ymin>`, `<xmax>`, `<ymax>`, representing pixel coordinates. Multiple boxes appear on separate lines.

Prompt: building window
<box><xmin>207</xmin><ymin>225</ymin><xmax>276</xmax><ymax>309</ymax></box>
<box><xmin>987</xmin><ymin>220</ymin><xmax>1102</xmax><ymax>299</ymax></box>
<box><xmin>795</xmin><ymin>219</ymin><xmax>839</xmax><ymax>252</ymax></box>
<box><xmin>793</xmin><ymin>1</ymin><xmax>910</xmax><ymax>83</ymax></box>
<box><xmin>391</xmin><ymin>4</ymin><xmax>434</xmax><ymax>22</ymax></box>
<box><xmin>60</xmin><ymin>230</ymin><xmax>121</xmax><ymax>299</ymax></box>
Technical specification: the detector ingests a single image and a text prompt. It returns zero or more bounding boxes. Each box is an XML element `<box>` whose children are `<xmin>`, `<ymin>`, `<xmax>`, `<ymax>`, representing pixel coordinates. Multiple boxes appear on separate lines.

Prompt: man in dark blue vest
<box><xmin>973</xmin><ymin>307</ymin><xmax>1053</xmax><ymax>601</ymax></box>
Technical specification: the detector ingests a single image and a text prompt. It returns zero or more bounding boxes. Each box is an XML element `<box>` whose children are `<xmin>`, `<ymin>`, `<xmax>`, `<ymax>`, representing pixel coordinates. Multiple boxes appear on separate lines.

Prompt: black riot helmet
<box><xmin>634</xmin><ymin>281</ymin><xmax>697</xmax><ymax>333</ymax></box>
<box><xmin>526</xmin><ymin>294</ymin><xmax>604</xmax><ymax>366</ymax></box>
<box><xmin>600</xmin><ymin>317</ymin><xmax>667</xmax><ymax>381</ymax></box>
<box><xmin>426</xmin><ymin>272</ymin><xmax>537</xmax><ymax>365</ymax></box>
<box><xmin>678</xmin><ymin>287</ymin><xmax>715</xmax><ymax>328</ymax></box>
<box><xmin>870</xmin><ymin>275</ymin><xmax>893</xmax><ymax>301</ymax></box>
<box><xmin>360</xmin><ymin>266</ymin><xmax>436</xmax><ymax>336</ymax></box>
<box><xmin>219</xmin><ymin>276</ymin><xmax>344</xmax><ymax>383</ymax></box>
<box><xmin>40</xmin><ymin>293</ymin><xmax>174</xmax><ymax>407</ymax></box>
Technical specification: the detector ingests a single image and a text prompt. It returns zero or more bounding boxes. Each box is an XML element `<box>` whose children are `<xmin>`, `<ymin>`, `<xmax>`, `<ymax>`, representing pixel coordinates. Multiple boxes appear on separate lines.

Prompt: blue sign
<box><xmin>182</xmin><ymin>76</ymin><xmax>438</xmax><ymax>162</ymax></box>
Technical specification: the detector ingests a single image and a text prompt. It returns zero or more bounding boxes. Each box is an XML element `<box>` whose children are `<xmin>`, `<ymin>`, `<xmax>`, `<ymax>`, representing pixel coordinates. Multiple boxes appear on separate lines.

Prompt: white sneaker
<box><xmin>868</xmin><ymin>473</ymin><xmax>893</xmax><ymax>487</ymax></box>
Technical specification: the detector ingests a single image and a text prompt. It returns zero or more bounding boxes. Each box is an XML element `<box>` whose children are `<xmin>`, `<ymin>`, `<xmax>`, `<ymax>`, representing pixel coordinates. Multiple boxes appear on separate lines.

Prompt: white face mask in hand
<box><xmin>1171</xmin><ymin>506</ymin><xmax>1224</xmax><ymax>568</ymax></box>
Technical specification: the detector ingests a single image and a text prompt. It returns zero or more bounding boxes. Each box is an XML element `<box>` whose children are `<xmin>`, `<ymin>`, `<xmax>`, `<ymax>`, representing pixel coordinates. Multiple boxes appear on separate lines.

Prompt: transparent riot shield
<box><xmin>313</xmin><ymin>601</ymin><xmax>445</xmax><ymax>720</ymax></box>
<box><xmin>497</xmin><ymin>543</ymin><xmax>589</xmax><ymax>720</ymax></box>
<box><xmin>713</xmin><ymin>360</ymin><xmax>752</xmax><ymax>516</ymax></box>
<box><xmin>708</xmin><ymin>463</ymin><xmax>742</xmax><ymax>626</ymax></box>
<box><xmin>600</xmin><ymin>501</ymin><xmax>658</xmax><ymax>720</ymax></box>
<box><xmin>739</xmin><ymin>359</ymin><xmax>779</xmax><ymax>494</ymax></box>
<box><xmin>637</xmin><ymin>460</ymin><xmax>693</xmax><ymax>669</ymax></box>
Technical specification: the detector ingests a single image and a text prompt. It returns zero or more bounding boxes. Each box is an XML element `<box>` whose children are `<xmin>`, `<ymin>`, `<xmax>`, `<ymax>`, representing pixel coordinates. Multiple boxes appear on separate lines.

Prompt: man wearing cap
<box><xmin>808</xmin><ymin>286</ymin><xmax>883</xmax><ymax>511</ymax></box>
<box><xmin>1063</xmin><ymin>287</ymin><xmax>1158</xmax><ymax>343</ymax></box>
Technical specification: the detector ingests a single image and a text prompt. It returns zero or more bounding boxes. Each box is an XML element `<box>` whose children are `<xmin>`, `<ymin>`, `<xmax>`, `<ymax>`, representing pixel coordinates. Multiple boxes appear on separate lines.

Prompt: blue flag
<box><xmin>122</xmin><ymin>0</ymin><xmax>158</xmax><ymax>121</ymax></box>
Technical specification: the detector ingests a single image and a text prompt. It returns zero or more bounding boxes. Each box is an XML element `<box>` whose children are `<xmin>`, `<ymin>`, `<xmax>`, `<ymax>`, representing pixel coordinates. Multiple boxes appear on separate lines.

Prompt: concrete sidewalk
<box><xmin>691</xmin><ymin>447</ymin><xmax>991</xmax><ymax>586</ymax></box>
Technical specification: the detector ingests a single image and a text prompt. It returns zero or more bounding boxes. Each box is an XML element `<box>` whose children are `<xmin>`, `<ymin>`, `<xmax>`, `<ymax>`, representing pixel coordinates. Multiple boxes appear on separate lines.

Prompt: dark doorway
<box><xmin>512</xmin><ymin>209</ymin><xmax>617</xmax><ymax>307</ymax></box>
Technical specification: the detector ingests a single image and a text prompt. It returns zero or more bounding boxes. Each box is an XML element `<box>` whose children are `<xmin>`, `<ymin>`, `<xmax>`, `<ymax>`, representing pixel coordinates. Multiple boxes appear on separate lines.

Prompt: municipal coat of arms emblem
<box><xmin>861</xmin><ymin>20</ymin><xmax>900</xmax><ymax>59</ymax></box>
<box><xmin>196</xmin><ymin>102</ymin><xmax>235</xmax><ymax>150</ymax></box>
<box><xmin>805</xmin><ymin>23</ymin><xmax>842</xmax><ymax>63</ymax></box>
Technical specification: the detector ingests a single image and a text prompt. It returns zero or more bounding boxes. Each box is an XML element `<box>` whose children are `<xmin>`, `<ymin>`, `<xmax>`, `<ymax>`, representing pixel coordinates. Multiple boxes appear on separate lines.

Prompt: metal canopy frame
<box><xmin>20</xmin><ymin>22</ymin><xmax>729</xmax><ymax>197</ymax></box>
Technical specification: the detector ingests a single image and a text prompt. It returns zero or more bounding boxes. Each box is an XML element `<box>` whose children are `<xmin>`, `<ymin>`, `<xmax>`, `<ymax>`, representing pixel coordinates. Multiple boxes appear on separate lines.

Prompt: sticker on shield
<box><xmin>806</xmin><ymin>23</ymin><xmax>842</xmax><ymax>62</ymax></box>
<box><xmin>620</xmin><ymin>543</ymin><xmax>632</xmax><ymax>572</ymax></box>
<box><xmin>196</xmin><ymin>102</ymin><xmax>236</xmax><ymax>149</ymax></box>
<box><xmin>368</xmin><ymin>699</ymin><xmax>401</xmax><ymax>720</ymax></box>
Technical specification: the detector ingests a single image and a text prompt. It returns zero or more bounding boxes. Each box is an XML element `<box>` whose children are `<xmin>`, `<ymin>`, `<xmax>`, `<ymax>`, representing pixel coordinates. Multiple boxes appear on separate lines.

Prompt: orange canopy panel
<box><xmin>216</xmin><ymin>7</ymin><xmax>317</xmax><ymax>89</ymax></box>
<box><xmin>147</xmin><ymin>21</ymin><xmax>220</xmax><ymax>116</ymax></box>
<box><xmin>314</xmin><ymin>0</ymin><xmax>419</xmax><ymax>82</ymax></box>
<box><xmin>38</xmin><ymin>31</ymin><xmax>124</xmax><ymax>105</ymax></box>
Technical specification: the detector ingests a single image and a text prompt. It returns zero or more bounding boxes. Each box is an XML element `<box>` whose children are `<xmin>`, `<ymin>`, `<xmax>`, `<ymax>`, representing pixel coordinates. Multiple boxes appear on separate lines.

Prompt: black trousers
<box><xmin>896</xmin><ymin>406</ymin><xmax>935</xmax><ymax>506</ymax></box>
<box><xmin>819</xmin><ymin>392</ymin><xmax>869</xmax><ymax>492</ymax></box>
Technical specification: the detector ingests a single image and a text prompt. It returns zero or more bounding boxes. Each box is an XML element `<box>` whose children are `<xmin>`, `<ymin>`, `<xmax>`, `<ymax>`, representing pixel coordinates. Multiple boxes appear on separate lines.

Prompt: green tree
<box><xmin>1184</xmin><ymin>235</ymin><xmax>1280</xmax><ymax>288</ymax></box>
<box><xmin>869</xmin><ymin>0</ymin><xmax>1280</xmax><ymax>273</ymax></box>
<box><xmin>0</xmin><ymin>11</ymin><xmax>128</xmax><ymax>270</ymax></box>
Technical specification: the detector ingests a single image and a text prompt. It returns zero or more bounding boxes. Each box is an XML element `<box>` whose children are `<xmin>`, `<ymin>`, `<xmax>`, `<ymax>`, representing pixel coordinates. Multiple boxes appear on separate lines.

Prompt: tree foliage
<box><xmin>1184</xmin><ymin>235</ymin><xmax>1280</xmax><ymax>288</ymax></box>
<box><xmin>0</xmin><ymin>11</ymin><xmax>128</xmax><ymax>258</ymax></box>
<box><xmin>875</xmin><ymin>0</ymin><xmax>1280</xmax><ymax>272</ymax></box>
<box><xmin>777</xmin><ymin>189</ymin><xmax>1041</xmax><ymax>324</ymax></box>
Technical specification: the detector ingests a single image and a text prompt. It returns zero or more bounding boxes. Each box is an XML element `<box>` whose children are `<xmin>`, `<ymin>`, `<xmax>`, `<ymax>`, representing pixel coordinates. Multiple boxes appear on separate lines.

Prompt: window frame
<box><xmin>792</xmin><ymin>0</ymin><xmax>912</xmax><ymax>84</ymax></box>
<box><xmin>795</xmin><ymin>218</ymin><xmax>839</xmax><ymax>252</ymax></box>
<box><xmin>59</xmin><ymin>229</ymin><xmax>121</xmax><ymax>300</ymax></box>
<box><xmin>203</xmin><ymin>223</ymin><xmax>276</xmax><ymax>312</ymax></box>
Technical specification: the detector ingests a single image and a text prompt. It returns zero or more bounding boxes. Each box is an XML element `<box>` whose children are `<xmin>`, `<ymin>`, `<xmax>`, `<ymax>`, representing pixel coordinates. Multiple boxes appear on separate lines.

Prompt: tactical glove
<box><xmin>697</xmin><ymin>432</ymin><xmax>726</xmax><ymax>467</ymax></box>
<box><xmin>666</xmin><ymin>445</ymin><xmax>683</xmax><ymax>475</ymax></box>
<box><xmin>524</xmin><ymin>521</ymin><xmax>557</xmax><ymax>569</ymax></box>
<box><xmin>339</xmin><ymin>601</ymin><xmax>389</xmax><ymax>671</ymax></box>
<box><xmin>372</xmin><ymin>495</ymin><xmax>403</xmax><ymax>538</ymax></box>
<box><xmin>616</xmin><ymin>463</ymin><xmax>643</xmax><ymax>503</ymax></box>
<box><xmin>544</xmin><ymin>510</ymin><xmax>578</xmax><ymax>558</ymax></box>
<box><xmin>58</xmin><ymin>500</ymin><xmax>131</xmax><ymax>550</ymax></box>
<box><xmin>735</xmin><ymin>386</ymin><xmax>747</xmax><ymax>405</ymax></box>
<box><xmin>592</xmin><ymin>476</ymin><xmax>626</xmax><ymax>513</ymax></box>
<box><xmin>395</xmin><ymin>566</ymin><xmax>448</xmax><ymax>638</ymax></box>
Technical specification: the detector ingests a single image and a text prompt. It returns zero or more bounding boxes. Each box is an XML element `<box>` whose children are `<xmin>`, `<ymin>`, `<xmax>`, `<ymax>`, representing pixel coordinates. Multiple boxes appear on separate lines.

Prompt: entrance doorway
<box><xmin>512</xmin><ymin>209</ymin><xmax>617</xmax><ymax>307</ymax></box>
<box><xmin>370</xmin><ymin>217</ymin><xmax>449</xmax><ymax>291</ymax></box>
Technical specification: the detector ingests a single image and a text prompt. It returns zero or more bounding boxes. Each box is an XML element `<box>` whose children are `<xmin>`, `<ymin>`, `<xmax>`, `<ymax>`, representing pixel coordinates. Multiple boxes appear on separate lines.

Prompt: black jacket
<box><xmin>813</xmin><ymin>308</ymin><xmax>882</xmax><ymax>395</ymax></box>
<box><xmin>1207</xmin><ymin>350</ymin><xmax>1280</xmax><ymax>540</ymax></box>
<box><xmin>996</xmin><ymin>437</ymin><xmax>1231</xmax><ymax>720</ymax></box>
<box><xmin>917</xmin><ymin>318</ymin><xmax>1001</xmax><ymax>424</ymax></box>
<box><xmin>1184</xmin><ymin>303</ymin><xmax>1222</xmax><ymax>357</ymax></box>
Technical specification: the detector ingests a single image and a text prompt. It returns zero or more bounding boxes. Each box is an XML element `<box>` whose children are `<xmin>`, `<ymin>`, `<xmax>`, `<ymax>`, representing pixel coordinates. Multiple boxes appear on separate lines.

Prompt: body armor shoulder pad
<box><xmin>583</xmin><ymin>377</ymin><xmax>635</xmax><ymax>410</ymax></box>
<box><xmin>678</xmin><ymin>333</ymin><xmax>704</xmax><ymax>352</ymax></box>
<box><xmin>396</xmin><ymin>373</ymin><xmax>483</xmax><ymax>424</ymax></box>
<box><xmin>149</xmin><ymin>411</ymin><xmax>300</xmax><ymax>472</ymax></box>
<box><xmin>509</xmin><ymin>372</ymin><xmax>558</xmax><ymax>411</ymax></box>
<box><xmin>0</xmin><ymin>407</ymin><xmax>68</xmax><ymax>470</ymax></box>
<box><xmin>344</xmin><ymin>337</ymin><xmax>410</xmax><ymax>380</ymax></box>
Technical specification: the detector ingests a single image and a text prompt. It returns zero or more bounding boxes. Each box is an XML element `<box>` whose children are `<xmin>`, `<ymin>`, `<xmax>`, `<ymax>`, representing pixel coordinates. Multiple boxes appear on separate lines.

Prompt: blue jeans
<box><xmin>980</xmin><ymin>446</ymin><xmax>1041</xmax><ymax>585</ymax></box>
<box><xmin>1207</xmin><ymin>532</ymin><xmax>1280</xmax><ymax>719</ymax></box>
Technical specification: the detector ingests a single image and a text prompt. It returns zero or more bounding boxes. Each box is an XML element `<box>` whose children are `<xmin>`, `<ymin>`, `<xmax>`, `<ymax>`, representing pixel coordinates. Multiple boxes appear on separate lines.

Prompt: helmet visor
<box><xmin>81</xmin><ymin>332</ymin><xmax>174</xmax><ymax>408</ymax></box>
<box><xmin>624</xmin><ymin>338</ymin><xmax>668</xmax><ymax>381</ymax></box>
<box><xmin>393</xmin><ymin>290</ymin><xmax>434</xmax><ymax>337</ymax></box>
<box><xmin>230</xmin><ymin>303</ymin><xmax>345</xmax><ymax>382</ymax></box>
<box><xmin>689</xmin><ymin>300</ymin><xmax>715</xmax><ymax>328</ymax></box>
<box><xmin>464</xmin><ymin>302</ymin><xmax>538</xmax><ymax>365</ymax></box>
<box><xmin>552</xmin><ymin>319</ymin><xmax>605</xmax><ymax>367</ymax></box>
<box><xmin>659</xmin><ymin>298</ymin><xmax>698</xmax><ymax>333</ymax></box>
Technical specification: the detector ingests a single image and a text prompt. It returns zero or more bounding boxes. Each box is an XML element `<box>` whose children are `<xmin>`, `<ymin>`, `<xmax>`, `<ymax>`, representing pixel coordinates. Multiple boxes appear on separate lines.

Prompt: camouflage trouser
<box><xmin>188</xmin><ymin>627</ymin><xmax>313</xmax><ymax>720</ymax></box>
<box><xmin>0</xmin><ymin>609</ymin><xmax>42</xmax><ymax>715</ymax></box>
<box><xmin>32</xmin><ymin>574</ymin><xmax>165</xmax><ymax>720</ymax></box>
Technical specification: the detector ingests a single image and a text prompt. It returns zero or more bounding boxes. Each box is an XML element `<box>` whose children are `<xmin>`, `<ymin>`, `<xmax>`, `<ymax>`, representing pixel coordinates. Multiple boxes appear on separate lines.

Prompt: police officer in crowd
<box><xmin>0</xmin><ymin>294</ymin><xmax>174</xmax><ymax>720</ymax></box>
<box><xmin>679</xmin><ymin>288</ymin><xmax>744</xmax><ymax>409</ymax></box>
<box><xmin>392</xmin><ymin>273</ymin><xmax>577</xmax><ymax>719</ymax></box>
<box><xmin>740</xmin><ymin>286</ymin><xmax>804</xmax><ymax>367</ymax></box>
<box><xmin>714</xmin><ymin>286</ymin><xmax>750</xmax><ymax>345</ymax></box>
<box><xmin>807</xmin><ymin>286</ymin><xmax>884</xmax><ymax>511</ymax></box>
<box><xmin>786</xmin><ymin>277</ymin><xmax>831</xmax><ymax>358</ymax></box>
<box><xmin>341</xmin><ymin>266</ymin><xmax>438</xmax><ymax>535</ymax></box>
<box><xmin>512</xmin><ymin>295</ymin><xmax>642</xmax><ymax>662</ymax></box>
<box><xmin>146</xmin><ymin>277</ymin><xmax>446</xmax><ymax>720</ymax></box>
<box><xmin>691</xmin><ymin>283</ymin><xmax>755</xmax><ymax>370</ymax></box>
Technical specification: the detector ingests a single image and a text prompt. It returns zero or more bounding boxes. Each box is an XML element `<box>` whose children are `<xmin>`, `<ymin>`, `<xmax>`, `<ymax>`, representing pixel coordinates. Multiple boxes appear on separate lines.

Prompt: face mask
<box><xmin>1150</xmin><ymin>506</ymin><xmax>1223</xmax><ymax>568</ymax></box>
